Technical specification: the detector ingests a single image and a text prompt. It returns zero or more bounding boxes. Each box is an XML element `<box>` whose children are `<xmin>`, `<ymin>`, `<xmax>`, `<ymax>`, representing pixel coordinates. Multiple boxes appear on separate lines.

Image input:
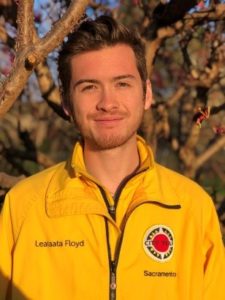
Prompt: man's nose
<box><xmin>96</xmin><ymin>87</ymin><xmax>119</xmax><ymax>112</ymax></box>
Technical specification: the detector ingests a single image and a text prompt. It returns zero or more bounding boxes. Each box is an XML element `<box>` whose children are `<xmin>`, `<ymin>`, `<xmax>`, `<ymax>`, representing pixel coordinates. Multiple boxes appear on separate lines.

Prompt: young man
<box><xmin>0</xmin><ymin>16</ymin><xmax>224</xmax><ymax>300</ymax></box>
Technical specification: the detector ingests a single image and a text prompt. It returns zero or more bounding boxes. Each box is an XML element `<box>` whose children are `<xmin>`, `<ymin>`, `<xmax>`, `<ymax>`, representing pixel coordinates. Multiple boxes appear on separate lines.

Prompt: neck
<box><xmin>83</xmin><ymin>136</ymin><xmax>139</xmax><ymax>196</ymax></box>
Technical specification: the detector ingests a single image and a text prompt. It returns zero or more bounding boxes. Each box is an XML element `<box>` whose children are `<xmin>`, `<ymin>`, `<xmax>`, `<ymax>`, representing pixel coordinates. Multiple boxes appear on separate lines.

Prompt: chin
<box><xmin>86</xmin><ymin>132</ymin><xmax>136</xmax><ymax>151</ymax></box>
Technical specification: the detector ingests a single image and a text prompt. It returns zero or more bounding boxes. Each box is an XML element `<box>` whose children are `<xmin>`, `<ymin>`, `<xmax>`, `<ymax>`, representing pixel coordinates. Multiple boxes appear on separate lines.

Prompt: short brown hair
<box><xmin>58</xmin><ymin>15</ymin><xmax>147</xmax><ymax>111</ymax></box>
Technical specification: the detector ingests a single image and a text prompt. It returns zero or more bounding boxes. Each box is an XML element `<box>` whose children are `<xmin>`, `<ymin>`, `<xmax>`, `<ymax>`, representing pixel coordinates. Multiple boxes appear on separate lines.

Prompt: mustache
<box><xmin>89</xmin><ymin>111</ymin><xmax>129</xmax><ymax>119</ymax></box>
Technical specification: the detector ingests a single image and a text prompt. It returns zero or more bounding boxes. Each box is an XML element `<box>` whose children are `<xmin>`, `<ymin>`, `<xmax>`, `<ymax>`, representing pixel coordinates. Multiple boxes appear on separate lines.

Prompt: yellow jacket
<box><xmin>0</xmin><ymin>136</ymin><xmax>225</xmax><ymax>300</ymax></box>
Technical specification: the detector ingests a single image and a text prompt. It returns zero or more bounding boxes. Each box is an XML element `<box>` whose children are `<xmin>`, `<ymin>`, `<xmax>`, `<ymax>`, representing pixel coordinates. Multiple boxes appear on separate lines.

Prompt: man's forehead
<box><xmin>70</xmin><ymin>44</ymin><xmax>139</xmax><ymax>80</ymax></box>
<box><xmin>70</xmin><ymin>44</ymin><xmax>135</xmax><ymax>63</ymax></box>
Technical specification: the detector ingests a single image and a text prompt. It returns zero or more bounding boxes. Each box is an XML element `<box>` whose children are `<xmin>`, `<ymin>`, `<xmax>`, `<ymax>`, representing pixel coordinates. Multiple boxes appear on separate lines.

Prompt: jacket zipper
<box><xmin>110</xmin><ymin>260</ymin><xmax>116</xmax><ymax>300</ymax></box>
<box><xmin>99</xmin><ymin>170</ymin><xmax>148</xmax><ymax>300</ymax></box>
<box><xmin>104</xmin><ymin>218</ymin><xmax>116</xmax><ymax>300</ymax></box>
<box><xmin>98</xmin><ymin>171</ymin><xmax>181</xmax><ymax>300</ymax></box>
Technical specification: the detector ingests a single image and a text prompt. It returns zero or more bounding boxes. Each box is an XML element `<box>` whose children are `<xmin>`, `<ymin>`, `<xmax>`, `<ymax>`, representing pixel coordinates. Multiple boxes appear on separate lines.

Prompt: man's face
<box><xmin>67</xmin><ymin>44</ymin><xmax>152</xmax><ymax>150</ymax></box>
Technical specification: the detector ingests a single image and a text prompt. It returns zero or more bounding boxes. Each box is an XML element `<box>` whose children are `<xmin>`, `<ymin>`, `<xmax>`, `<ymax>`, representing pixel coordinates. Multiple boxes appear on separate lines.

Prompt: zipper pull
<box><xmin>109</xmin><ymin>205</ymin><xmax>116</xmax><ymax>219</ymax></box>
<box><xmin>110</xmin><ymin>261</ymin><xmax>116</xmax><ymax>300</ymax></box>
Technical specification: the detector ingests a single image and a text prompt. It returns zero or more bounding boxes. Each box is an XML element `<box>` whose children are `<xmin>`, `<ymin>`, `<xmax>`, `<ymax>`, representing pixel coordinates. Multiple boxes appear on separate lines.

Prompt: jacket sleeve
<box><xmin>0</xmin><ymin>194</ymin><xmax>14</xmax><ymax>299</ymax></box>
<box><xmin>203</xmin><ymin>196</ymin><xmax>225</xmax><ymax>300</ymax></box>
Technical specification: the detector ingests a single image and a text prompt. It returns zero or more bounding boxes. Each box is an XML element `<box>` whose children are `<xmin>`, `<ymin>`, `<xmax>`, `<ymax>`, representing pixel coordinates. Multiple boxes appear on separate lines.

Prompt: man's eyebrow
<box><xmin>113</xmin><ymin>75</ymin><xmax>136</xmax><ymax>81</ymax></box>
<box><xmin>73</xmin><ymin>79</ymin><xmax>99</xmax><ymax>89</ymax></box>
<box><xmin>73</xmin><ymin>75</ymin><xmax>136</xmax><ymax>89</ymax></box>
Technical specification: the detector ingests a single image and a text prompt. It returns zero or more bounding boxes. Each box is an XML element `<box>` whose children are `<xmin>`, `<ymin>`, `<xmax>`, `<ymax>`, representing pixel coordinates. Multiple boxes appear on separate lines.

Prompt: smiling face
<box><xmin>66</xmin><ymin>44</ymin><xmax>152</xmax><ymax>150</ymax></box>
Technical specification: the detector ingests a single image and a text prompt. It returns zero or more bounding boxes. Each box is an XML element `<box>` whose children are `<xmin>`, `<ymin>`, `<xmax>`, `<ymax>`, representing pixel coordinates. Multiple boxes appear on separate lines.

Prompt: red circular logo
<box><xmin>152</xmin><ymin>233</ymin><xmax>170</xmax><ymax>252</ymax></box>
<box><xmin>143</xmin><ymin>225</ymin><xmax>174</xmax><ymax>262</ymax></box>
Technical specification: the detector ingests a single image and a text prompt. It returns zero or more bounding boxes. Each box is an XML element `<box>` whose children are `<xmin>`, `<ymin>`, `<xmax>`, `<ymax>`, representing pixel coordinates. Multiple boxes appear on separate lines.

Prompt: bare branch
<box><xmin>184</xmin><ymin>4</ymin><xmax>225</xmax><ymax>21</ymax></box>
<box><xmin>179</xmin><ymin>125</ymin><xmax>200</xmax><ymax>172</ymax></box>
<box><xmin>145</xmin><ymin>27</ymin><xmax>175</xmax><ymax>76</ymax></box>
<box><xmin>182</xmin><ymin>135</ymin><xmax>225</xmax><ymax>177</ymax></box>
<box><xmin>194</xmin><ymin>135</ymin><xmax>225</xmax><ymax>170</ymax></box>
<box><xmin>35</xmin><ymin>62</ymin><xmax>69</xmax><ymax>120</ymax></box>
<box><xmin>0</xmin><ymin>52</ymin><xmax>34</xmax><ymax>118</ymax></box>
<box><xmin>15</xmin><ymin>0</ymin><xmax>35</xmax><ymax>50</ymax></box>
<box><xmin>0</xmin><ymin>0</ymin><xmax>90</xmax><ymax>119</ymax></box>
<box><xmin>187</xmin><ymin>62</ymin><xmax>221</xmax><ymax>88</ymax></box>
<box><xmin>0</xmin><ymin>23</ymin><xmax>14</xmax><ymax>46</ymax></box>
<box><xmin>167</xmin><ymin>86</ymin><xmax>187</xmax><ymax>107</ymax></box>
<box><xmin>145</xmin><ymin>4</ymin><xmax>225</xmax><ymax>76</ymax></box>
<box><xmin>37</xmin><ymin>0</ymin><xmax>90</xmax><ymax>59</ymax></box>
<box><xmin>35</xmin><ymin>62</ymin><xmax>60</xmax><ymax>106</ymax></box>
<box><xmin>0</xmin><ymin>172</ymin><xmax>25</xmax><ymax>189</ymax></box>
<box><xmin>36</xmin><ymin>152</ymin><xmax>55</xmax><ymax>168</ymax></box>
<box><xmin>211</xmin><ymin>162</ymin><xmax>225</xmax><ymax>184</ymax></box>
<box><xmin>0</xmin><ymin>23</ymin><xmax>8</xmax><ymax>43</ymax></box>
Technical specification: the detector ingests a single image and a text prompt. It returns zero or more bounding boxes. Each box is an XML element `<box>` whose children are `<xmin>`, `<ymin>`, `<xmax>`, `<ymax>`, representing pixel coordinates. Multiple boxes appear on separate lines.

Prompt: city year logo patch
<box><xmin>143</xmin><ymin>225</ymin><xmax>174</xmax><ymax>262</ymax></box>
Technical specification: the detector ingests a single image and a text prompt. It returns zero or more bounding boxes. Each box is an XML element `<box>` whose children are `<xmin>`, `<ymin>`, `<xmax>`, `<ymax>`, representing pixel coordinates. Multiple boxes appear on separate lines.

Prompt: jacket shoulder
<box><xmin>9</xmin><ymin>161</ymin><xmax>67</xmax><ymax>198</ymax></box>
<box><xmin>155</xmin><ymin>163</ymin><xmax>213</xmax><ymax>207</ymax></box>
<box><xmin>5</xmin><ymin>162</ymin><xmax>67</xmax><ymax>223</ymax></box>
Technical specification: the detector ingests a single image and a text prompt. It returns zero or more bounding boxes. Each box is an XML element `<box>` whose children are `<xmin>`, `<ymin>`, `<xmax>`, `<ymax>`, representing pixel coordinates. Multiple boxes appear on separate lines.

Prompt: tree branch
<box><xmin>15</xmin><ymin>0</ymin><xmax>35</xmax><ymax>51</ymax></box>
<box><xmin>194</xmin><ymin>135</ymin><xmax>225</xmax><ymax>170</ymax></box>
<box><xmin>0</xmin><ymin>23</ymin><xmax>14</xmax><ymax>46</ymax></box>
<box><xmin>0</xmin><ymin>23</ymin><xmax>8</xmax><ymax>43</ymax></box>
<box><xmin>185</xmin><ymin>4</ymin><xmax>225</xmax><ymax>21</ymax></box>
<box><xmin>167</xmin><ymin>86</ymin><xmax>187</xmax><ymax>107</ymax></box>
<box><xmin>0</xmin><ymin>0</ymin><xmax>90</xmax><ymax>119</ymax></box>
<box><xmin>0</xmin><ymin>52</ymin><xmax>35</xmax><ymax>118</ymax></box>
<box><xmin>145</xmin><ymin>27</ymin><xmax>175</xmax><ymax>76</ymax></box>
<box><xmin>0</xmin><ymin>172</ymin><xmax>25</xmax><ymax>189</ymax></box>
<box><xmin>145</xmin><ymin>4</ymin><xmax>225</xmax><ymax>76</ymax></box>
<box><xmin>37</xmin><ymin>0</ymin><xmax>90</xmax><ymax>59</ymax></box>
<box><xmin>35</xmin><ymin>62</ymin><xmax>69</xmax><ymax>120</ymax></box>
<box><xmin>211</xmin><ymin>162</ymin><xmax>225</xmax><ymax>184</ymax></box>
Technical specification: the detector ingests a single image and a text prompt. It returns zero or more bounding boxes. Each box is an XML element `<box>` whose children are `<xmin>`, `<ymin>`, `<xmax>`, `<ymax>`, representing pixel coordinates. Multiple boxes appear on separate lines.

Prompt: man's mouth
<box><xmin>93</xmin><ymin>115</ymin><xmax>125</xmax><ymax>126</ymax></box>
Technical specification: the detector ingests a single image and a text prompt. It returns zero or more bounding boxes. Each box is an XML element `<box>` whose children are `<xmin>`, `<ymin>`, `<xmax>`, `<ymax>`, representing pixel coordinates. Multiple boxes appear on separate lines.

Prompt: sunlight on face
<box><xmin>69</xmin><ymin>44</ymin><xmax>152</xmax><ymax>150</ymax></box>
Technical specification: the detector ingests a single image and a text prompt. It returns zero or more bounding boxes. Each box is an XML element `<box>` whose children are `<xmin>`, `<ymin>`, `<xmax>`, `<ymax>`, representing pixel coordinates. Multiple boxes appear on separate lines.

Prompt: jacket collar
<box><xmin>71</xmin><ymin>135</ymin><xmax>155</xmax><ymax>177</ymax></box>
<box><xmin>45</xmin><ymin>135</ymin><xmax>181</xmax><ymax>218</ymax></box>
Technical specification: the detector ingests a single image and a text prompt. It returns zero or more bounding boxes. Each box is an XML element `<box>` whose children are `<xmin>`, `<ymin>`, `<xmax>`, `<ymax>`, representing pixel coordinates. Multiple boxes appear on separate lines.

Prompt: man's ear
<box><xmin>61</xmin><ymin>98</ymin><xmax>76</xmax><ymax>124</ymax></box>
<box><xmin>59</xmin><ymin>84</ymin><xmax>72</xmax><ymax>118</ymax></box>
<box><xmin>62</xmin><ymin>101</ymin><xmax>71</xmax><ymax>118</ymax></box>
<box><xmin>144</xmin><ymin>79</ymin><xmax>153</xmax><ymax>110</ymax></box>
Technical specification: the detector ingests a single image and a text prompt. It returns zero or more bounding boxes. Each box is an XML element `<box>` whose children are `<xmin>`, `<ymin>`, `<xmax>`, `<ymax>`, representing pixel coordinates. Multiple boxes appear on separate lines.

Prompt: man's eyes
<box><xmin>116</xmin><ymin>81</ymin><xmax>131</xmax><ymax>88</ymax></box>
<box><xmin>79</xmin><ymin>81</ymin><xmax>131</xmax><ymax>92</ymax></box>
<box><xmin>81</xmin><ymin>84</ymin><xmax>97</xmax><ymax>92</ymax></box>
